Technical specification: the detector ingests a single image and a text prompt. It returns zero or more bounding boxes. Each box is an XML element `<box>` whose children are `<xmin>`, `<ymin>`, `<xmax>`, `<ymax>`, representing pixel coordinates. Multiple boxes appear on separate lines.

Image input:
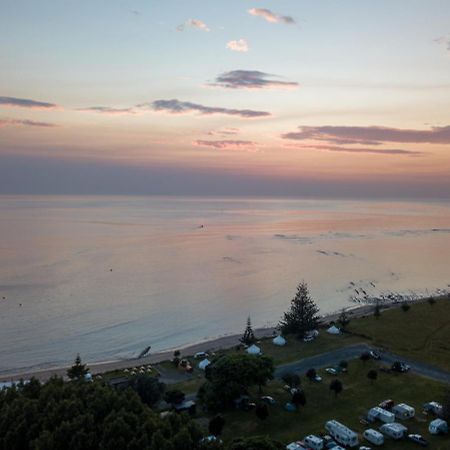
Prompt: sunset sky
<box><xmin>1</xmin><ymin>0</ymin><xmax>450</xmax><ymax>198</ymax></box>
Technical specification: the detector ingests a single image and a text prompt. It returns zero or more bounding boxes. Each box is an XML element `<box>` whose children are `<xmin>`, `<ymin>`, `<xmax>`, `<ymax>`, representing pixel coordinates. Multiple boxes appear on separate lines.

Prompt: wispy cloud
<box><xmin>207</xmin><ymin>127</ymin><xmax>240</xmax><ymax>137</ymax></box>
<box><xmin>0</xmin><ymin>96</ymin><xmax>58</xmax><ymax>109</ymax></box>
<box><xmin>226</xmin><ymin>39</ymin><xmax>249</xmax><ymax>52</ymax></box>
<box><xmin>211</xmin><ymin>70</ymin><xmax>298</xmax><ymax>89</ymax></box>
<box><xmin>177</xmin><ymin>19</ymin><xmax>210</xmax><ymax>32</ymax></box>
<box><xmin>434</xmin><ymin>36</ymin><xmax>450</xmax><ymax>52</ymax></box>
<box><xmin>282</xmin><ymin>125</ymin><xmax>450</xmax><ymax>145</ymax></box>
<box><xmin>150</xmin><ymin>99</ymin><xmax>271</xmax><ymax>118</ymax></box>
<box><xmin>248</xmin><ymin>8</ymin><xmax>295</xmax><ymax>25</ymax></box>
<box><xmin>194</xmin><ymin>139</ymin><xmax>258</xmax><ymax>151</ymax></box>
<box><xmin>285</xmin><ymin>143</ymin><xmax>424</xmax><ymax>157</ymax></box>
<box><xmin>77</xmin><ymin>106</ymin><xmax>137</xmax><ymax>115</ymax></box>
<box><xmin>0</xmin><ymin>118</ymin><xmax>57</xmax><ymax>127</ymax></box>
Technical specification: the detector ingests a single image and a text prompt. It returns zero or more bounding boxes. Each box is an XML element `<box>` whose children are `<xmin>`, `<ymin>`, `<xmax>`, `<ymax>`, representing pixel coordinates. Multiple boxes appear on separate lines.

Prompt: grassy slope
<box><xmin>347</xmin><ymin>299</ymin><xmax>450</xmax><ymax>371</ymax></box>
<box><xmin>219</xmin><ymin>360</ymin><xmax>449</xmax><ymax>450</ymax></box>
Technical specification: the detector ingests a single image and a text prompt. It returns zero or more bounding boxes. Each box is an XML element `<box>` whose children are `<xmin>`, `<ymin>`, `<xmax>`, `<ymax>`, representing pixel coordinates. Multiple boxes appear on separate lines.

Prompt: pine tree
<box><xmin>279</xmin><ymin>282</ymin><xmax>320</xmax><ymax>338</ymax></box>
<box><xmin>338</xmin><ymin>308</ymin><xmax>350</xmax><ymax>330</ymax></box>
<box><xmin>67</xmin><ymin>353</ymin><xmax>89</xmax><ymax>380</ymax></box>
<box><xmin>240</xmin><ymin>316</ymin><xmax>256</xmax><ymax>345</ymax></box>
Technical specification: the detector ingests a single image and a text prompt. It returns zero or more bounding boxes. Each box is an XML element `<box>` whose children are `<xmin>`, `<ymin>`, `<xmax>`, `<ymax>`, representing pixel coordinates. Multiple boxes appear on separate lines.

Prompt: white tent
<box><xmin>247</xmin><ymin>344</ymin><xmax>261</xmax><ymax>355</ymax></box>
<box><xmin>272</xmin><ymin>335</ymin><xmax>286</xmax><ymax>346</ymax></box>
<box><xmin>327</xmin><ymin>325</ymin><xmax>341</xmax><ymax>335</ymax></box>
<box><xmin>198</xmin><ymin>358</ymin><xmax>211</xmax><ymax>370</ymax></box>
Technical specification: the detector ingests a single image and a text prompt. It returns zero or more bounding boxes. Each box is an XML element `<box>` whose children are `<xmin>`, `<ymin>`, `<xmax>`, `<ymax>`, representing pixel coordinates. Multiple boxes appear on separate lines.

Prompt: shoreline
<box><xmin>0</xmin><ymin>297</ymin><xmax>443</xmax><ymax>383</ymax></box>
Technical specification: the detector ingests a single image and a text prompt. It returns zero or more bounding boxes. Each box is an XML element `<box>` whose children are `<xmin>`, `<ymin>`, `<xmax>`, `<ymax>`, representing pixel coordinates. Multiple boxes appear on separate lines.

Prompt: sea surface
<box><xmin>0</xmin><ymin>195</ymin><xmax>450</xmax><ymax>375</ymax></box>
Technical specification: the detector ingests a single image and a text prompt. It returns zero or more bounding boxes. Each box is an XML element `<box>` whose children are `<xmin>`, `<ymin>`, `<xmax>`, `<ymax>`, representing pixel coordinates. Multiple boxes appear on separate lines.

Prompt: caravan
<box><xmin>363</xmin><ymin>429</ymin><xmax>384</xmax><ymax>446</ymax></box>
<box><xmin>324</xmin><ymin>420</ymin><xmax>359</xmax><ymax>447</ymax></box>
<box><xmin>392</xmin><ymin>403</ymin><xmax>415</xmax><ymax>420</ymax></box>
<box><xmin>303</xmin><ymin>435</ymin><xmax>323</xmax><ymax>450</ymax></box>
<box><xmin>379</xmin><ymin>422</ymin><xmax>408</xmax><ymax>440</ymax></box>
<box><xmin>367</xmin><ymin>406</ymin><xmax>395</xmax><ymax>423</ymax></box>
<box><xmin>428</xmin><ymin>419</ymin><xmax>448</xmax><ymax>435</ymax></box>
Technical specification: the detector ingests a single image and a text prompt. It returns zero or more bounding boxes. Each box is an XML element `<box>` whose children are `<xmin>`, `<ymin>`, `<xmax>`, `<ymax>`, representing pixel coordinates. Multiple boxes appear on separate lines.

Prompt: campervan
<box><xmin>392</xmin><ymin>403</ymin><xmax>415</xmax><ymax>420</ymax></box>
<box><xmin>367</xmin><ymin>406</ymin><xmax>395</xmax><ymax>423</ymax></box>
<box><xmin>363</xmin><ymin>428</ymin><xmax>384</xmax><ymax>446</ymax></box>
<box><xmin>428</xmin><ymin>418</ymin><xmax>448</xmax><ymax>435</ymax></box>
<box><xmin>303</xmin><ymin>435</ymin><xmax>324</xmax><ymax>450</ymax></box>
<box><xmin>379</xmin><ymin>422</ymin><xmax>408</xmax><ymax>440</ymax></box>
<box><xmin>324</xmin><ymin>420</ymin><xmax>359</xmax><ymax>447</ymax></box>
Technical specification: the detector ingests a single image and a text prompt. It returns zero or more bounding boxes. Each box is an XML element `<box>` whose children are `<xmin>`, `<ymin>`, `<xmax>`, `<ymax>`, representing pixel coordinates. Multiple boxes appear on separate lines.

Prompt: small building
<box><xmin>379</xmin><ymin>422</ymin><xmax>408</xmax><ymax>439</ymax></box>
<box><xmin>392</xmin><ymin>403</ymin><xmax>415</xmax><ymax>420</ymax></box>
<box><xmin>246</xmin><ymin>344</ymin><xmax>261</xmax><ymax>355</ymax></box>
<box><xmin>429</xmin><ymin>418</ymin><xmax>448</xmax><ymax>435</ymax></box>
<box><xmin>368</xmin><ymin>406</ymin><xmax>395</xmax><ymax>423</ymax></box>
<box><xmin>272</xmin><ymin>335</ymin><xmax>286</xmax><ymax>346</ymax></box>
<box><xmin>363</xmin><ymin>428</ymin><xmax>384</xmax><ymax>446</ymax></box>
<box><xmin>324</xmin><ymin>420</ymin><xmax>359</xmax><ymax>447</ymax></box>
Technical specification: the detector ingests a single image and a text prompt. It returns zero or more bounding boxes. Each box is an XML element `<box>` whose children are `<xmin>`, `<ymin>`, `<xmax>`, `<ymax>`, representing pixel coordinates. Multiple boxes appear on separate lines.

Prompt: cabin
<box><xmin>363</xmin><ymin>428</ymin><xmax>384</xmax><ymax>446</ymax></box>
<box><xmin>324</xmin><ymin>420</ymin><xmax>359</xmax><ymax>447</ymax></box>
<box><xmin>392</xmin><ymin>403</ymin><xmax>415</xmax><ymax>420</ymax></box>
<box><xmin>367</xmin><ymin>406</ymin><xmax>395</xmax><ymax>423</ymax></box>
<box><xmin>379</xmin><ymin>422</ymin><xmax>408</xmax><ymax>439</ymax></box>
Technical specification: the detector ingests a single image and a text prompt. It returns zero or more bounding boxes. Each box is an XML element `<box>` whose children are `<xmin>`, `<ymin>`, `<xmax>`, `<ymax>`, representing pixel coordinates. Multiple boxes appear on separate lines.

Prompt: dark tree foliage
<box><xmin>360</xmin><ymin>352</ymin><xmax>371</xmax><ymax>363</ymax></box>
<box><xmin>367</xmin><ymin>369</ymin><xmax>378</xmax><ymax>383</ymax></box>
<box><xmin>279</xmin><ymin>282</ymin><xmax>320</xmax><ymax>338</ymax></box>
<box><xmin>401</xmin><ymin>302</ymin><xmax>410</xmax><ymax>312</ymax></box>
<box><xmin>291</xmin><ymin>390</ymin><xmax>306</xmax><ymax>407</ymax></box>
<box><xmin>0</xmin><ymin>377</ymin><xmax>203</xmax><ymax>450</ymax></box>
<box><xmin>337</xmin><ymin>308</ymin><xmax>350</xmax><ymax>331</ymax></box>
<box><xmin>374</xmin><ymin>301</ymin><xmax>381</xmax><ymax>319</ymax></box>
<box><xmin>339</xmin><ymin>360</ymin><xmax>348</xmax><ymax>370</ymax></box>
<box><xmin>132</xmin><ymin>375</ymin><xmax>165</xmax><ymax>407</ymax></box>
<box><xmin>208</xmin><ymin>415</ymin><xmax>225</xmax><ymax>436</ymax></box>
<box><xmin>428</xmin><ymin>297</ymin><xmax>436</xmax><ymax>306</ymax></box>
<box><xmin>164</xmin><ymin>389</ymin><xmax>186</xmax><ymax>406</ymax></box>
<box><xmin>305</xmin><ymin>368</ymin><xmax>317</xmax><ymax>381</ymax></box>
<box><xmin>329</xmin><ymin>379</ymin><xmax>343</xmax><ymax>397</ymax></box>
<box><xmin>442</xmin><ymin>388</ymin><xmax>450</xmax><ymax>421</ymax></box>
<box><xmin>240</xmin><ymin>316</ymin><xmax>256</xmax><ymax>346</ymax></box>
<box><xmin>199</xmin><ymin>354</ymin><xmax>274</xmax><ymax>412</ymax></box>
<box><xmin>281</xmin><ymin>372</ymin><xmax>300</xmax><ymax>388</ymax></box>
<box><xmin>228</xmin><ymin>436</ymin><xmax>284</xmax><ymax>450</ymax></box>
<box><xmin>67</xmin><ymin>354</ymin><xmax>89</xmax><ymax>381</ymax></box>
<box><xmin>255</xmin><ymin>403</ymin><xmax>269</xmax><ymax>420</ymax></box>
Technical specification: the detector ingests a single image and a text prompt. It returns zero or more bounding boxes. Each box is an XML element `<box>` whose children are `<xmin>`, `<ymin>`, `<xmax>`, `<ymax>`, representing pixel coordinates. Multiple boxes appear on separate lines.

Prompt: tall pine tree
<box><xmin>240</xmin><ymin>316</ymin><xmax>256</xmax><ymax>345</ymax></box>
<box><xmin>279</xmin><ymin>281</ymin><xmax>320</xmax><ymax>338</ymax></box>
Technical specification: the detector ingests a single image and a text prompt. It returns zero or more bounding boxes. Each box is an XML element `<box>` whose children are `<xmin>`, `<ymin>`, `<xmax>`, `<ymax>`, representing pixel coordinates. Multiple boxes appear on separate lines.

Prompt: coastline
<box><xmin>0</xmin><ymin>297</ymin><xmax>442</xmax><ymax>383</ymax></box>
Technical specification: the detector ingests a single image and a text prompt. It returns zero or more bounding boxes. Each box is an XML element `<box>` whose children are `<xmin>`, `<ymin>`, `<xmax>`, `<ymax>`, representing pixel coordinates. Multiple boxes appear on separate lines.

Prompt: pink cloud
<box><xmin>177</xmin><ymin>19</ymin><xmax>210</xmax><ymax>32</ymax></box>
<box><xmin>226</xmin><ymin>39</ymin><xmax>249</xmax><ymax>52</ymax></box>
<box><xmin>194</xmin><ymin>139</ymin><xmax>258</xmax><ymax>151</ymax></box>
<box><xmin>248</xmin><ymin>8</ymin><xmax>295</xmax><ymax>25</ymax></box>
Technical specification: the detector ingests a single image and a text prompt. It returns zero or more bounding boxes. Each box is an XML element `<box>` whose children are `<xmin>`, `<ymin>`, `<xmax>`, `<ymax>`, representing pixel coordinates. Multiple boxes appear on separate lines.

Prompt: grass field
<box><xmin>347</xmin><ymin>299</ymin><xmax>450</xmax><ymax>371</ymax></box>
<box><xmin>218</xmin><ymin>359</ymin><xmax>449</xmax><ymax>450</ymax></box>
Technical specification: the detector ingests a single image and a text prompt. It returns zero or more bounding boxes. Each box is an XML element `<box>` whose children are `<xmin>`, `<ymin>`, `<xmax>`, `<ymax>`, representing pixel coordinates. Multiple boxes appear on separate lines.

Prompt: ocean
<box><xmin>0</xmin><ymin>195</ymin><xmax>449</xmax><ymax>375</ymax></box>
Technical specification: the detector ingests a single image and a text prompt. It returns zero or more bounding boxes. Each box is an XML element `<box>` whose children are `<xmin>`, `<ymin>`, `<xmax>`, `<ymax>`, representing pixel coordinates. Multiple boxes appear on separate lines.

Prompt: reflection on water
<box><xmin>0</xmin><ymin>195</ymin><xmax>449</xmax><ymax>374</ymax></box>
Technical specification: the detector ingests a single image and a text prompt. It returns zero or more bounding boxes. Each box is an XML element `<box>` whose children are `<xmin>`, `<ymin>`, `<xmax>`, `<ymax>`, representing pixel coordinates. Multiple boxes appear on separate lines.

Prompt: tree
<box><xmin>329</xmin><ymin>379</ymin><xmax>343</xmax><ymax>397</ymax></box>
<box><xmin>282</xmin><ymin>372</ymin><xmax>300</xmax><ymax>388</ymax></box>
<box><xmin>228</xmin><ymin>436</ymin><xmax>284</xmax><ymax>450</ymax></box>
<box><xmin>132</xmin><ymin>375</ymin><xmax>165</xmax><ymax>407</ymax></box>
<box><xmin>280</xmin><ymin>282</ymin><xmax>320</xmax><ymax>338</ymax></box>
<box><xmin>291</xmin><ymin>390</ymin><xmax>306</xmax><ymax>407</ymax></box>
<box><xmin>164</xmin><ymin>389</ymin><xmax>185</xmax><ymax>405</ymax></box>
<box><xmin>240</xmin><ymin>316</ymin><xmax>256</xmax><ymax>345</ymax></box>
<box><xmin>401</xmin><ymin>302</ymin><xmax>410</xmax><ymax>312</ymax></box>
<box><xmin>360</xmin><ymin>352</ymin><xmax>371</xmax><ymax>363</ymax></box>
<box><xmin>374</xmin><ymin>300</ymin><xmax>381</xmax><ymax>319</ymax></box>
<box><xmin>337</xmin><ymin>308</ymin><xmax>350</xmax><ymax>331</ymax></box>
<box><xmin>255</xmin><ymin>403</ymin><xmax>269</xmax><ymax>420</ymax></box>
<box><xmin>428</xmin><ymin>297</ymin><xmax>436</xmax><ymax>306</ymax></box>
<box><xmin>173</xmin><ymin>350</ymin><xmax>181</xmax><ymax>367</ymax></box>
<box><xmin>208</xmin><ymin>415</ymin><xmax>225</xmax><ymax>436</ymax></box>
<box><xmin>367</xmin><ymin>369</ymin><xmax>378</xmax><ymax>384</ymax></box>
<box><xmin>441</xmin><ymin>388</ymin><xmax>450</xmax><ymax>421</ymax></box>
<box><xmin>339</xmin><ymin>360</ymin><xmax>348</xmax><ymax>372</ymax></box>
<box><xmin>306</xmin><ymin>368</ymin><xmax>317</xmax><ymax>381</ymax></box>
<box><xmin>67</xmin><ymin>354</ymin><xmax>89</xmax><ymax>380</ymax></box>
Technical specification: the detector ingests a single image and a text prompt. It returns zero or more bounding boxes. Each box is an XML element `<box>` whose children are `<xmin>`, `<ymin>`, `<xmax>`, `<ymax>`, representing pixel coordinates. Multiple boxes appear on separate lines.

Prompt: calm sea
<box><xmin>0</xmin><ymin>195</ymin><xmax>449</xmax><ymax>375</ymax></box>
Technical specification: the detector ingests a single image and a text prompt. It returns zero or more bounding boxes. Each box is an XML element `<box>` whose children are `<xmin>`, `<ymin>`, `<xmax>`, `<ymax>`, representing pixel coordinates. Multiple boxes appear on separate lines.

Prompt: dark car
<box><xmin>379</xmin><ymin>399</ymin><xmax>395</xmax><ymax>410</ymax></box>
<box><xmin>392</xmin><ymin>361</ymin><xmax>410</xmax><ymax>373</ymax></box>
<box><xmin>408</xmin><ymin>434</ymin><xmax>428</xmax><ymax>446</ymax></box>
<box><xmin>369</xmin><ymin>350</ymin><xmax>381</xmax><ymax>360</ymax></box>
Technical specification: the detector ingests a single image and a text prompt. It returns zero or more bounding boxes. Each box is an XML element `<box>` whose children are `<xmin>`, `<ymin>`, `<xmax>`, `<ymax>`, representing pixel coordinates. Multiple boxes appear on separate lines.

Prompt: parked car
<box><xmin>391</xmin><ymin>361</ymin><xmax>410</xmax><ymax>373</ymax></box>
<box><xmin>314</xmin><ymin>375</ymin><xmax>323</xmax><ymax>382</ymax></box>
<box><xmin>407</xmin><ymin>434</ymin><xmax>428</xmax><ymax>446</ymax></box>
<box><xmin>304</xmin><ymin>335</ymin><xmax>315</xmax><ymax>342</ymax></box>
<box><xmin>369</xmin><ymin>350</ymin><xmax>381</xmax><ymax>360</ymax></box>
<box><xmin>359</xmin><ymin>447</ymin><xmax>372</xmax><ymax>450</ymax></box>
<box><xmin>322</xmin><ymin>435</ymin><xmax>338</xmax><ymax>449</ymax></box>
<box><xmin>260</xmin><ymin>395</ymin><xmax>275</xmax><ymax>405</ymax></box>
<box><xmin>378</xmin><ymin>399</ymin><xmax>395</xmax><ymax>410</ymax></box>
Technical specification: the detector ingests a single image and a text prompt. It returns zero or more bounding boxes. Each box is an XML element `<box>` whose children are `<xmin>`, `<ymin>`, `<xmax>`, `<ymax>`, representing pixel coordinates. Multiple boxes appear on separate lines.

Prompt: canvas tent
<box><xmin>246</xmin><ymin>344</ymin><xmax>261</xmax><ymax>355</ymax></box>
<box><xmin>327</xmin><ymin>325</ymin><xmax>341</xmax><ymax>335</ymax></box>
<box><xmin>272</xmin><ymin>335</ymin><xmax>286</xmax><ymax>346</ymax></box>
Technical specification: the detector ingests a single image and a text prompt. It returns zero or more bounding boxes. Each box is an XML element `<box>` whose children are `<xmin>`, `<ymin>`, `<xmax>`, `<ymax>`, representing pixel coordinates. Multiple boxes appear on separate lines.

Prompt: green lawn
<box><xmin>347</xmin><ymin>299</ymin><xmax>450</xmax><ymax>371</ymax></box>
<box><xmin>218</xmin><ymin>359</ymin><xmax>449</xmax><ymax>450</ymax></box>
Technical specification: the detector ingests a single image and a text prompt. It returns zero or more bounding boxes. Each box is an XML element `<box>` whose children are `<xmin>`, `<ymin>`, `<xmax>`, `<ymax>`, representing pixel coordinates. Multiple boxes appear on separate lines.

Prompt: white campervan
<box><xmin>363</xmin><ymin>428</ymin><xmax>384</xmax><ymax>446</ymax></box>
<box><xmin>379</xmin><ymin>422</ymin><xmax>408</xmax><ymax>439</ymax></box>
<box><xmin>303</xmin><ymin>435</ymin><xmax>323</xmax><ymax>450</ymax></box>
<box><xmin>392</xmin><ymin>403</ymin><xmax>415</xmax><ymax>420</ymax></box>
<box><xmin>324</xmin><ymin>420</ymin><xmax>359</xmax><ymax>447</ymax></box>
<box><xmin>368</xmin><ymin>406</ymin><xmax>395</xmax><ymax>423</ymax></box>
<box><xmin>429</xmin><ymin>418</ymin><xmax>448</xmax><ymax>435</ymax></box>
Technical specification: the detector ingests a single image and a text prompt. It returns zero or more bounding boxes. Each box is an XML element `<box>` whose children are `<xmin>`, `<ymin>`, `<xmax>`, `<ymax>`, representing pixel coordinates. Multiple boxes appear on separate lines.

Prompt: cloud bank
<box><xmin>0</xmin><ymin>118</ymin><xmax>57</xmax><ymax>128</ymax></box>
<box><xmin>77</xmin><ymin>106</ymin><xmax>136</xmax><ymax>115</ymax></box>
<box><xmin>194</xmin><ymin>139</ymin><xmax>257</xmax><ymax>150</ymax></box>
<box><xmin>151</xmin><ymin>99</ymin><xmax>271</xmax><ymax>118</ymax></box>
<box><xmin>0</xmin><ymin>96</ymin><xmax>58</xmax><ymax>109</ymax></box>
<box><xmin>212</xmin><ymin>70</ymin><xmax>298</xmax><ymax>89</ymax></box>
<box><xmin>226</xmin><ymin>39</ymin><xmax>249</xmax><ymax>52</ymax></box>
<box><xmin>248</xmin><ymin>8</ymin><xmax>295</xmax><ymax>25</ymax></box>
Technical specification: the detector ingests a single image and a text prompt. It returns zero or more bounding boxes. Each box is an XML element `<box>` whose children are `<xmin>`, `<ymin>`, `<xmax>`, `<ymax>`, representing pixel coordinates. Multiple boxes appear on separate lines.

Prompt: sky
<box><xmin>1</xmin><ymin>0</ymin><xmax>450</xmax><ymax>198</ymax></box>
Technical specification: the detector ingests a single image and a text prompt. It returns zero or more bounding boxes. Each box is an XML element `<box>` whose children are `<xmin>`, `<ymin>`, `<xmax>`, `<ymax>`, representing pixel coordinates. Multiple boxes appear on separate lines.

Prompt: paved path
<box><xmin>275</xmin><ymin>343</ymin><xmax>450</xmax><ymax>384</ymax></box>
